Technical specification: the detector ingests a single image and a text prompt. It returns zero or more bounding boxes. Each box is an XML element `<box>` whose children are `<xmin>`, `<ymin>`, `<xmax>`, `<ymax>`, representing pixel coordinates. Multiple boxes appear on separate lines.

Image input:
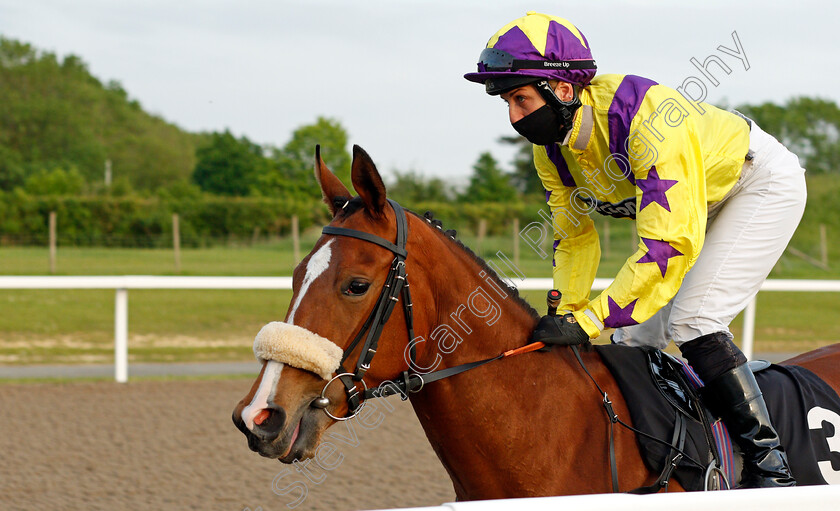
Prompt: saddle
<box><xmin>593</xmin><ymin>344</ymin><xmax>840</xmax><ymax>492</ymax></box>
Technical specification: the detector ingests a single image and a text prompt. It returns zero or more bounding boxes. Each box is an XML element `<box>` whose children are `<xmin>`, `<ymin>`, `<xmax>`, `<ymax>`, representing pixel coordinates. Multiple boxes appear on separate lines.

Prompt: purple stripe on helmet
<box><xmin>545</xmin><ymin>145</ymin><xmax>576</xmax><ymax>187</ymax></box>
<box><xmin>493</xmin><ymin>25</ymin><xmax>541</xmax><ymax>60</ymax></box>
<box><xmin>607</xmin><ymin>75</ymin><xmax>658</xmax><ymax>186</ymax></box>
<box><xmin>544</xmin><ymin>21</ymin><xmax>591</xmax><ymax>60</ymax></box>
<box><xmin>542</xmin><ymin>21</ymin><xmax>597</xmax><ymax>86</ymax></box>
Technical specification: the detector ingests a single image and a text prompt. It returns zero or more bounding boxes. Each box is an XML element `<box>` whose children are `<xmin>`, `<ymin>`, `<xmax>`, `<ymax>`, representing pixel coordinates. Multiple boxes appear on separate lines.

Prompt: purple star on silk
<box><xmin>604</xmin><ymin>297</ymin><xmax>639</xmax><ymax>328</ymax></box>
<box><xmin>638</xmin><ymin>238</ymin><xmax>683</xmax><ymax>277</ymax></box>
<box><xmin>637</xmin><ymin>166</ymin><xmax>677</xmax><ymax>212</ymax></box>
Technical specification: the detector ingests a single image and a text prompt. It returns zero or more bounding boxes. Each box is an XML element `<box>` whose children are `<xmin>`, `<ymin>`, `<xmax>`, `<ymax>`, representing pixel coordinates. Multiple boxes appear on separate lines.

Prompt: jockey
<box><xmin>465</xmin><ymin>12</ymin><xmax>805</xmax><ymax>488</ymax></box>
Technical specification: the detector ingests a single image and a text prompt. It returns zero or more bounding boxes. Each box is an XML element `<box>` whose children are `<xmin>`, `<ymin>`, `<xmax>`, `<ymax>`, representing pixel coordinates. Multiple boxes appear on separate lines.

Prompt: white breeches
<box><xmin>613</xmin><ymin>120</ymin><xmax>807</xmax><ymax>349</ymax></box>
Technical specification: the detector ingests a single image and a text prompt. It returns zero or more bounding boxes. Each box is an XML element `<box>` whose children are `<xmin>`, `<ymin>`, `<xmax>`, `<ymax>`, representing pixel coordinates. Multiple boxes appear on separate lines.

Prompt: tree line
<box><xmin>2</xmin><ymin>36</ymin><xmax>839</xmax><ymax>210</ymax></box>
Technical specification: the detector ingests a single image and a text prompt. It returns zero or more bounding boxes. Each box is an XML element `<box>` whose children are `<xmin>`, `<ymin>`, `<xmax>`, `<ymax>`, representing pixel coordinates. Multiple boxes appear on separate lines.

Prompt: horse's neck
<box><xmin>408</xmin><ymin>241</ymin><xmax>547</xmax><ymax>493</ymax></box>
<box><xmin>425</xmin><ymin>247</ymin><xmax>537</xmax><ymax>364</ymax></box>
<box><xmin>405</xmin><ymin>238</ymin><xmax>641</xmax><ymax>498</ymax></box>
<box><xmin>409</xmin><ymin>338</ymin><xmax>626</xmax><ymax>498</ymax></box>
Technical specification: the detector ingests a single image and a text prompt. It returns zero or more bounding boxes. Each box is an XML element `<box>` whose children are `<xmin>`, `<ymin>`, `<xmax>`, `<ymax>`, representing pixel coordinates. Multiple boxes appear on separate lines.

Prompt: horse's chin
<box><xmin>260</xmin><ymin>406</ymin><xmax>327</xmax><ymax>463</ymax></box>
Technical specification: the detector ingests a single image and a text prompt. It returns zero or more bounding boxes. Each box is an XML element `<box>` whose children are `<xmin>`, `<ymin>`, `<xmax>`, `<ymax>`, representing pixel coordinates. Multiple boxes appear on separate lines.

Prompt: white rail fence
<box><xmin>368</xmin><ymin>484</ymin><xmax>840</xmax><ymax>511</ymax></box>
<box><xmin>0</xmin><ymin>276</ymin><xmax>838</xmax><ymax>382</ymax></box>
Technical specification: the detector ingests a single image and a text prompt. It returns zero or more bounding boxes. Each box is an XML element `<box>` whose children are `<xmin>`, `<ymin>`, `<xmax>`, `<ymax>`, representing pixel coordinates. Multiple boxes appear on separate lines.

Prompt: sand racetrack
<box><xmin>0</xmin><ymin>379</ymin><xmax>455</xmax><ymax>511</ymax></box>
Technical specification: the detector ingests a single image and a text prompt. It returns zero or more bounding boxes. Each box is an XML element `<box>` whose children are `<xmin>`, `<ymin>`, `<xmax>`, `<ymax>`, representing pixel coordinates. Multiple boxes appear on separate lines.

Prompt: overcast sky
<box><xmin>2</xmin><ymin>0</ymin><xmax>838</xmax><ymax>185</ymax></box>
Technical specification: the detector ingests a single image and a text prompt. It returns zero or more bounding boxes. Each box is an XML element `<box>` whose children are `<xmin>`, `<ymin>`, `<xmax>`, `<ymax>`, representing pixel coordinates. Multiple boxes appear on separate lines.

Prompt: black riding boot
<box><xmin>703</xmin><ymin>364</ymin><xmax>796</xmax><ymax>488</ymax></box>
<box><xmin>680</xmin><ymin>331</ymin><xmax>795</xmax><ymax>488</ymax></box>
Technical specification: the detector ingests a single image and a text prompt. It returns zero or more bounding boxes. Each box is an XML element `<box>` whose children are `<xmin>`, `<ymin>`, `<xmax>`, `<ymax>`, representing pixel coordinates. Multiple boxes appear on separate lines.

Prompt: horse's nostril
<box><xmin>254</xmin><ymin>409</ymin><xmax>270</xmax><ymax>426</ymax></box>
<box><xmin>253</xmin><ymin>406</ymin><xmax>287</xmax><ymax>441</ymax></box>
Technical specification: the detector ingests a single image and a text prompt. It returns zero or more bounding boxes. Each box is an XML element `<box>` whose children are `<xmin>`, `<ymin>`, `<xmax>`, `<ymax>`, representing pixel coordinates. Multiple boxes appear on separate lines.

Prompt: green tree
<box><xmin>192</xmin><ymin>130</ymin><xmax>268</xmax><ymax>196</ymax></box>
<box><xmin>262</xmin><ymin>117</ymin><xmax>351</xmax><ymax>198</ymax></box>
<box><xmin>0</xmin><ymin>145</ymin><xmax>25</xmax><ymax>190</ymax></box>
<box><xmin>388</xmin><ymin>169</ymin><xmax>453</xmax><ymax>204</ymax></box>
<box><xmin>155</xmin><ymin>180</ymin><xmax>203</xmax><ymax>201</ymax></box>
<box><xmin>23</xmin><ymin>166</ymin><xmax>86</xmax><ymax>195</ymax></box>
<box><xmin>737</xmin><ymin>97</ymin><xmax>840</xmax><ymax>174</ymax></box>
<box><xmin>0</xmin><ymin>37</ymin><xmax>196</xmax><ymax>191</ymax></box>
<box><xmin>461</xmin><ymin>152</ymin><xmax>517</xmax><ymax>203</ymax></box>
<box><xmin>499</xmin><ymin>135</ymin><xmax>542</xmax><ymax>197</ymax></box>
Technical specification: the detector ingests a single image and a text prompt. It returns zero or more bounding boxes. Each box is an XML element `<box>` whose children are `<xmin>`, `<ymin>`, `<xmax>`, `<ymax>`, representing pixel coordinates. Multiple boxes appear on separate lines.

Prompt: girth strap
<box><xmin>569</xmin><ymin>345</ymin><xmax>707</xmax><ymax>493</ymax></box>
<box><xmin>629</xmin><ymin>413</ymin><xmax>688</xmax><ymax>494</ymax></box>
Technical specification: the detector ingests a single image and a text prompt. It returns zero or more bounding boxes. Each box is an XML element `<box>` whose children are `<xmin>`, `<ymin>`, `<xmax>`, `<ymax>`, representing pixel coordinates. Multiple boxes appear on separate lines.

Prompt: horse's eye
<box><xmin>345</xmin><ymin>280</ymin><xmax>370</xmax><ymax>296</ymax></box>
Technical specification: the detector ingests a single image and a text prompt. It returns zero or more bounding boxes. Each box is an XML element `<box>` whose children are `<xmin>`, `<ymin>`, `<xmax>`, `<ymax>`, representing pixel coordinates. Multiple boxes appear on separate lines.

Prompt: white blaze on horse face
<box><xmin>287</xmin><ymin>239</ymin><xmax>334</xmax><ymax>325</ymax></box>
<box><xmin>241</xmin><ymin>360</ymin><xmax>284</xmax><ymax>431</ymax></box>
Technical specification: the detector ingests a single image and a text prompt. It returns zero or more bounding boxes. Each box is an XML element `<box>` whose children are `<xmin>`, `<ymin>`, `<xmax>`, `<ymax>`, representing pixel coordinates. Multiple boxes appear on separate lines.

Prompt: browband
<box><xmin>321</xmin><ymin>226</ymin><xmax>407</xmax><ymax>258</ymax></box>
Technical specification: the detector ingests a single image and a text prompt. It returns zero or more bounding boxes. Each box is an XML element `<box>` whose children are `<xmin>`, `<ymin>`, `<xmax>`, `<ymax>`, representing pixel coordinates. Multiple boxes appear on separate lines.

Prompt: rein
<box><xmin>314</xmin><ymin>198</ymin><xmax>544</xmax><ymax>420</ymax></box>
<box><xmin>313</xmin><ymin>197</ymin><xmax>712</xmax><ymax>493</ymax></box>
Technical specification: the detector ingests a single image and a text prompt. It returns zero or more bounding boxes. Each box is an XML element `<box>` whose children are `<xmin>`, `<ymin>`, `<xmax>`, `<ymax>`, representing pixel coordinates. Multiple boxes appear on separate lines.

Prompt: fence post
<box><xmin>291</xmin><ymin>215</ymin><xmax>300</xmax><ymax>263</ymax></box>
<box><xmin>820</xmin><ymin>224</ymin><xmax>829</xmax><ymax>268</ymax></box>
<box><xmin>49</xmin><ymin>211</ymin><xmax>57</xmax><ymax>274</ymax></box>
<box><xmin>742</xmin><ymin>296</ymin><xmax>757</xmax><ymax>361</ymax></box>
<box><xmin>172</xmin><ymin>213</ymin><xmax>181</xmax><ymax>274</ymax></box>
<box><xmin>105</xmin><ymin>159</ymin><xmax>112</xmax><ymax>187</ymax></box>
<box><xmin>512</xmin><ymin>218</ymin><xmax>520</xmax><ymax>267</ymax></box>
<box><xmin>115</xmin><ymin>288</ymin><xmax>129</xmax><ymax>383</ymax></box>
<box><xmin>477</xmin><ymin>219</ymin><xmax>487</xmax><ymax>256</ymax></box>
<box><xmin>603</xmin><ymin>220</ymin><xmax>611</xmax><ymax>258</ymax></box>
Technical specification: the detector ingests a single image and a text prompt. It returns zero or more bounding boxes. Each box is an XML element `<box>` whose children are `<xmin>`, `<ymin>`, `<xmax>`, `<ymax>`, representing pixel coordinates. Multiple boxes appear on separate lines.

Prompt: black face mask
<box><xmin>512</xmin><ymin>104</ymin><xmax>566</xmax><ymax>146</ymax></box>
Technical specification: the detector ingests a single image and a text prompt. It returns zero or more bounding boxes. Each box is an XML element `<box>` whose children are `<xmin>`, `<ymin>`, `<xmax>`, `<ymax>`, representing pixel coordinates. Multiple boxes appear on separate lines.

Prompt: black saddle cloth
<box><xmin>594</xmin><ymin>343</ymin><xmax>840</xmax><ymax>491</ymax></box>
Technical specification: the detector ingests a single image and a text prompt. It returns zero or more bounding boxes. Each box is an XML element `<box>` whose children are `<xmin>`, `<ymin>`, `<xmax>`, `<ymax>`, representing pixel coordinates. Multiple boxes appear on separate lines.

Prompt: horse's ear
<box><xmin>350</xmin><ymin>145</ymin><xmax>387</xmax><ymax>217</ymax></box>
<box><xmin>314</xmin><ymin>145</ymin><xmax>351</xmax><ymax>217</ymax></box>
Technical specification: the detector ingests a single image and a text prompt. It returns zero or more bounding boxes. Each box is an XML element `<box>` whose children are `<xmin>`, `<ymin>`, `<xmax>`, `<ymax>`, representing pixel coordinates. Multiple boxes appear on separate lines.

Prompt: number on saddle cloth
<box><xmin>755</xmin><ymin>364</ymin><xmax>840</xmax><ymax>485</ymax></box>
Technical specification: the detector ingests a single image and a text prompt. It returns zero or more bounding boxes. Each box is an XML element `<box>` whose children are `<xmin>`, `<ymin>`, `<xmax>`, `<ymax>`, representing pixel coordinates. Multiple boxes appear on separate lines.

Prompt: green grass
<box><xmin>1</xmin><ymin>215</ymin><xmax>839</xmax><ymax>366</ymax></box>
<box><xmin>0</xmin><ymin>232</ymin><xmax>321</xmax><ymax>276</ymax></box>
<box><xmin>0</xmin><ymin>288</ymin><xmax>291</xmax><ymax>364</ymax></box>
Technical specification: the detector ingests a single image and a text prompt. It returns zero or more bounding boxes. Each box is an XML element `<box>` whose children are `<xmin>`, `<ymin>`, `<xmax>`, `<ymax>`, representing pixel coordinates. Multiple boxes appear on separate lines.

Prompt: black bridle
<box><xmin>313</xmin><ymin>198</ymin><xmax>534</xmax><ymax>421</ymax></box>
<box><xmin>314</xmin><ymin>199</ymin><xmax>420</xmax><ymax>420</ymax></box>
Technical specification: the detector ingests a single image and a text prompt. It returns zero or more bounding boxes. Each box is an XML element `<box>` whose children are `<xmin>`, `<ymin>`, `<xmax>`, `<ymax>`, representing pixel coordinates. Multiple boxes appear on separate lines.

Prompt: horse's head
<box><xmin>232</xmin><ymin>145</ymin><xmax>440</xmax><ymax>462</ymax></box>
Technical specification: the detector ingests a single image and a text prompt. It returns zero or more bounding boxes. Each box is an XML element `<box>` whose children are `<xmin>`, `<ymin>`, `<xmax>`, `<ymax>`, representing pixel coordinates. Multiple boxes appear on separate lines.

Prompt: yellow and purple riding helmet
<box><xmin>464</xmin><ymin>12</ymin><xmax>597</xmax><ymax>95</ymax></box>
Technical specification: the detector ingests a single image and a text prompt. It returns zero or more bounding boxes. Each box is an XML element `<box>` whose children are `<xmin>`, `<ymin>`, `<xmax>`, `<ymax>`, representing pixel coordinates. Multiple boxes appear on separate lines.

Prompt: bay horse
<box><xmin>233</xmin><ymin>145</ymin><xmax>840</xmax><ymax>500</ymax></box>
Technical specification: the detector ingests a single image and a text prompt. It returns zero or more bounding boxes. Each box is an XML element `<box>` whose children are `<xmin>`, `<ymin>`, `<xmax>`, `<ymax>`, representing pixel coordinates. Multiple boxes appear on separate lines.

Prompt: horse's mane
<box><xmin>410</xmin><ymin>209</ymin><xmax>540</xmax><ymax>320</ymax></box>
<box><xmin>331</xmin><ymin>196</ymin><xmax>539</xmax><ymax>320</ymax></box>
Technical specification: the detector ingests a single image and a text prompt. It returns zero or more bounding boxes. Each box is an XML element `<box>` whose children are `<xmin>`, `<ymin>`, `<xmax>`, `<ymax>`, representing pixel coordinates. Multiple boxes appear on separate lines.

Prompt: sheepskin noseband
<box><xmin>252</xmin><ymin>322</ymin><xmax>343</xmax><ymax>380</ymax></box>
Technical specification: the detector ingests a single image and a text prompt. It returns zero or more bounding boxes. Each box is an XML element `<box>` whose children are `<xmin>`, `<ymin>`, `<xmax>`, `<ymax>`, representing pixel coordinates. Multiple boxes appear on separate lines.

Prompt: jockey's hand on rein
<box><xmin>530</xmin><ymin>314</ymin><xmax>590</xmax><ymax>346</ymax></box>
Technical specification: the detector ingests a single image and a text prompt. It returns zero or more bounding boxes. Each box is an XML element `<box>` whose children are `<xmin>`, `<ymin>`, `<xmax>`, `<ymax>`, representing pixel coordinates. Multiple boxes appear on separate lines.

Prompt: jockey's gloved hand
<box><xmin>531</xmin><ymin>313</ymin><xmax>590</xmax><ymax>346</ymax></box>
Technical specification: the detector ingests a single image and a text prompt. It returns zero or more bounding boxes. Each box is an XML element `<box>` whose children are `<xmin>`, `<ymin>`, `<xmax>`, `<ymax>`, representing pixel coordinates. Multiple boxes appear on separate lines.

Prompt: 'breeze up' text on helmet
<box><xmin>464</xmin><ymin>11</ymin><xmax>597</xmax><ymax>96</ymax></box>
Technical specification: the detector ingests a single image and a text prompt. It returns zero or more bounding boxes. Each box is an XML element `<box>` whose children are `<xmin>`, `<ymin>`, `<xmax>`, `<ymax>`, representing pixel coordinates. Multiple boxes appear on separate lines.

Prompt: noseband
<box><xmin>315</xmin><ymin>199</ymin><xmax>421</xmax><ymax>420</ymax></box>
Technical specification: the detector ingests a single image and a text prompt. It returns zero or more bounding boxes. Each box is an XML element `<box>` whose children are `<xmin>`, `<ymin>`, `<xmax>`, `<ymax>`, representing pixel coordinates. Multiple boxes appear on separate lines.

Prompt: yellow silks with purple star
<box><xmin>533</xmin><ymin>73</ymin><xmax>750</xmax><ymax>337</ymax></box>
